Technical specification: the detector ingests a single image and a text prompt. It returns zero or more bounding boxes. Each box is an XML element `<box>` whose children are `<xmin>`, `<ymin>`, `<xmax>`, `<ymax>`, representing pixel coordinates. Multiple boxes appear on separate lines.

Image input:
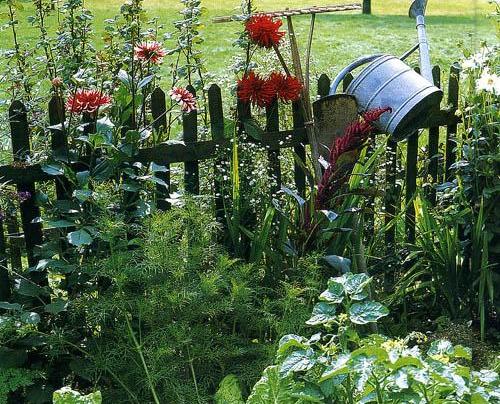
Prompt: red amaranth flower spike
<box><xmin>269</xmin><ymin>72</ymin><xmax>302</xmax><ymax>103</ymax></box>
<box><xmin>134</xmin><ymin>41</ymin><xmax>167</xmax><ymax>64</ymax></box>
<box><xmin>170</xmin><ymin>87</ymin><xmax>196</xmax><ymax>113</ymax></box>
<box><xmin>245</xmin><ymin>15</ymin><xmax>285</xmax><ymax>49</ymax></box>
<box><xmin>237</xmin><ymin>71</ymin><xmax>276</xmax><ymax>108</ymax></box>
<box><xmin>66</xmin><ymin>90</ymin><xmax>111</xmax><ymax>115</ymax></box>
<box><xmin>315</xmin><ymin>107</ymin><xmax>391</xmax><ymax>210</ymax></box>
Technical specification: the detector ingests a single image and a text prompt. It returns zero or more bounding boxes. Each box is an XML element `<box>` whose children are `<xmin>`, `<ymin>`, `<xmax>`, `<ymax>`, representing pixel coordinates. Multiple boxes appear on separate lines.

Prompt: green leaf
<box><xmin>344</xmin><ymin>273</ymin><xmax>371</xmax><ymax>300</ymax></box>
<box><xmin>243</xmin><ymin>118</ymin><xmax>264</xmax><ymax>141</ymax></box>
<box><xmin>427</xmin><ymin>340</ymin><xmax>454</xmax><ymax>356</ymax></box>
<box><xmin>214</xmin><ymin>374</ymin><xmax>244</xmax><ymax>404</ymax></box>
<box><xmin>349</xmin><ymin>301</ymin><xmax>389</xmax><ymax>325</ymax></box>
<box><xmin>20</xmin><ymin>311</ymin><xmax>40</xmax><ymax>325</ymax></box>
<box><xmin>306</xmin><ymin>302</ymin><xmax>337</xmax><ymax>325</ymax></box>
<box><xmin>45</xmin><ymin>299</ymin><xmax>68</xmax><ymax>315</ymax></box>
<box><xmin>53</xmin><ymin>387</ymin><xmax>102</xmax><ymax>404</ymax></box>
<box><xmin>138</xmin><ymin>75</ymin><xmax>154</xmax><ymax>89</ymax></box>
<box><xmin>73</xmin><ymin>189</ymin><xmax>93</xmax><ymax>203</ymax></box>
<box><xmin>0</xmin><ymin>347</ymin><xmax>27</xmax><ymax>369</ymax></box>
<box><xmin>320</xmin><ymin>353</ymin><xmax>351</xmax><ymax>382</ymax></box>
<box><xmin>67</xmin><ymin>229</ymin><xmax>93</xmax><ymax>247</ymax></box>
<box><xmin>319</xmin><ymin>278</ymin><xmax>344</xmax><ymax>304</ymax></box>
<box><xmin>247</xmin><ymin>366</ymin><xmax>297</xmax><ymax>404</ymax></box>
<box><xmin>280</xmin><ymin>349</ymin><xmax>316</xmax><ymax>376</ymax></box>
<box><xmin>42</xmin><ymin>163</ymin><xmax>64</xmax><ymax>176</ymax></box>
<box><xmin>0</xmin><ymin>301</ymin><xmax>22</xmax><ymax>311</ymax></box>
<box><xmin>323</xmin><ymin>255</ymin><xmax>351</xmax><ymax>272</ymax></box>
<box><xmin>277</xmin><ymin>335</ymin><xmax>309</xmax><ymax>358</ymax></box>
<box><xmin>15</xmin><ymin>279</ymin><xmax>49</xmax><ymax>298</ymax></box>
<box><xmin>453</xmin><ymin>345</ymin><xmax>472</xmax><ymax>361</ymax></box>
<box><xmin>48</xmin><ymin>220</ymin><xmax>75</xmax><ymax>228</ymax></box>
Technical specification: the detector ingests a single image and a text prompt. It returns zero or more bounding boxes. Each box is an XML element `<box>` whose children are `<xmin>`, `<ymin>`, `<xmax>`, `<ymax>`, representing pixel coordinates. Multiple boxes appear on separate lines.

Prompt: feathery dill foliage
<box><xmin>70</xmin><ymin>200</ymin><xmax>323</xmax><ymax>403</ymax></box>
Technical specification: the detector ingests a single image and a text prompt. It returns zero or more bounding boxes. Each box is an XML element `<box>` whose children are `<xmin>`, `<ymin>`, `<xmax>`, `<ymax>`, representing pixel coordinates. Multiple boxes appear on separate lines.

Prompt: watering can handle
<box><xmin>329</xmin><ymin>54</ymin><xmax>384</xmax><ymax>96</ymax></box>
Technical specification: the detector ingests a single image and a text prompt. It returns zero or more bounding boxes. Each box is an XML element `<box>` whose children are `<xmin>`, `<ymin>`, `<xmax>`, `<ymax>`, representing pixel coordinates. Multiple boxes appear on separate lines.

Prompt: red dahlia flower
<box><xmin>269</xmin><ymin>72</ymin><xmax>302</xmax><ymax>103</ymax></box>
<box><xmin>170</xmin><ymin>87</ymin><xmax>196</xmax><ymax>113</ymax></box>
<box><xmin>237</xmin><ymin>71</ymin><xmax>276</xmax><ymax>108</ymax></box>
<box><xmin>66</xmin><ymin>89</ymin><xmax>111</xmax><ymax>115</ymax></box>
<box><xmin>315</xmin><ymin>107</ymin><xmax>392</xmax><ymax>210</ymax></box>
<box><xmin>134</xmin><ymin>41</ymin><xmax>167</xmax><ymax>64</ymax></box>
<box><xmin>245</xmin><ymin>15</ymin><xmax>285</xmax><ymax>49</ymax></box>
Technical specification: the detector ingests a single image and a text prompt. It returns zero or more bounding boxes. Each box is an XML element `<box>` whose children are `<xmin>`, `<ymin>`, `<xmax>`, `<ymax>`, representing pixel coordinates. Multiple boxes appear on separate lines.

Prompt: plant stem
<box><xmin>125</xmin><ymin>315</ymin><xmax>161</xmax><ymax>404</ymax></box>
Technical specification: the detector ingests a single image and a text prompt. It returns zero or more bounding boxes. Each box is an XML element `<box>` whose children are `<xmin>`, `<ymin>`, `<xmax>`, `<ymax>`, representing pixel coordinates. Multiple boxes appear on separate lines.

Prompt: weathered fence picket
<box><xmin>445</xmin><ymin>64</ymin><xmax>460</xmax><ymax>181</ymax></box>
<box><xmin>427</xmin><ymin>66</ymin><xmax>441</xmax><ymax>205</ymax></box>
<box><xmin>208</xmin><ymin>84</ymin><xmax>226</xmax><ymax>229</ymax></box>
<box><xmin>9</xmin><ymin>101</ymin><xmax>44</xmax><ymax>269</ymax></box>
<box><xmin>183</xmin><ymin>85</ymin><xmax>199</xmax><ymax>195</ymax></box>
<box><xmin>151</xmin><ymin>87</ymin><xmax>170</xmax><ymax>211</ymax></box>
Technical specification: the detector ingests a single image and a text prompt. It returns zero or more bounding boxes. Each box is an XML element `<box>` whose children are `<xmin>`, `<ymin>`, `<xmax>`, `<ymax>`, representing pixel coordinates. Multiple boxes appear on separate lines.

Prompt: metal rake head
<box><xmin>409</xmin><ymin>0</ymin><xmax>428</xmax><ymax>18</ymax></box>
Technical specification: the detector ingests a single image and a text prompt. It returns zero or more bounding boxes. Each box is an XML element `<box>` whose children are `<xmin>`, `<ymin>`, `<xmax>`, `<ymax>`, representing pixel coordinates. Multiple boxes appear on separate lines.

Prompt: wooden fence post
<box><xmin>405</xmin><ymin>131</ymin><xmax>418</xmax><ymax>243</ymax></box>
<box><xmin>9</xmin><ymin>101</ymin><xmax>43</xmax><ymax>269</ymax></box>
<box><xmin>183</xmin><ymin>85</ymin><xmax>199</xmax><ymax>194</ymax></box>
<box><xmin>445</xmin><ymin>64</ymin><xmax>460</xmax><ymax>181</ymax></box>
<box><xmin>317</xmin><ymin>73</ymin><xmax>330</xmax><ymax>98</ymax></box>
<box><xmin>362</xmin><ymin>0</ymin><xmax>371</xmax><ymax>14</ymax></box>
<box><xmin>208</xmin><ymin>84</ymin><xmax>227</xmax><ymax>228</ymax></box>
<box><xmin>385</xmin><ymin>139</ymin><xmax>397</xmax><ymax>250</ymax></box>
<box><xmin>292</xmin><ymin>101</ymin><xmax>306</xmax><ymax>197</ymax></box>
<box><xmin>427</xmin><ymin>66</ymin><xmax>441</xmax><ymax>205</ymax></box>
<box><xmin>266</xmin><ymin>100</ymin><xmax>281</xmax><ymax>195</ymax></box>
<box><xmin>151</xmin><ymin>87</ymin><xmax>171</xmax><ymax>210</ymax></box>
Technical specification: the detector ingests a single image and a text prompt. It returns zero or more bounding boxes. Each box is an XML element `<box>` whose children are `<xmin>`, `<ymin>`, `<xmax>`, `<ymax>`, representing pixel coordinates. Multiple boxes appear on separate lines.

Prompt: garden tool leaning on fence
<box><xmin>321</xmin><ymin>0</ymin><xmax>443</xmax><ymax>143</ymax></box>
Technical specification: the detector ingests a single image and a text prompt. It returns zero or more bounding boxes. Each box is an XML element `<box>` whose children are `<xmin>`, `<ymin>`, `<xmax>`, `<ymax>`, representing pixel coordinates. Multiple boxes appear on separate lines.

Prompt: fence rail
<box><xmin>0</xmin><ymin>65</ymin><xmax>460</xmax><ymax>283</ymax></box>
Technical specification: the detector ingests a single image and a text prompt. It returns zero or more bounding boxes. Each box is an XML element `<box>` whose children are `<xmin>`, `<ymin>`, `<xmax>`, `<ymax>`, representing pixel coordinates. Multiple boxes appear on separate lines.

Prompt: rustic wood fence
<box><xmin>0</xmin><ymin>64</ymin><xmax>460</xmax><ymax>297</ymax></box>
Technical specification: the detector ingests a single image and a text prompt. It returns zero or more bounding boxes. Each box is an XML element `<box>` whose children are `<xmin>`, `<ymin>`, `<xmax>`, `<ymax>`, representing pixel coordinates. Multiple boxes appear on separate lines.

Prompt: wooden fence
<box><xmin>0</xmin><ymin>64</ymin><xmax>460</xmax><ymax>294</ymax></box>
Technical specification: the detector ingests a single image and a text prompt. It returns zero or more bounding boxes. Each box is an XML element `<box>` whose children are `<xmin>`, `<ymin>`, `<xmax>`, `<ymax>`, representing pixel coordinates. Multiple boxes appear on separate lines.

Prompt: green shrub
<box><xmin>70</xmin><ymin>201</ymin><xmax>324</xmax><ymax>403</ymax></box>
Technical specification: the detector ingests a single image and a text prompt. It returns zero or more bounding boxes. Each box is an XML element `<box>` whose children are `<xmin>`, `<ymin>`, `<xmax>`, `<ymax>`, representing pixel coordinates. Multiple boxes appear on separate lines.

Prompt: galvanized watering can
<box><xmin>328</xmin><ymin>0</ymin><xmax>443</xmax><ymax>141</ymax></box>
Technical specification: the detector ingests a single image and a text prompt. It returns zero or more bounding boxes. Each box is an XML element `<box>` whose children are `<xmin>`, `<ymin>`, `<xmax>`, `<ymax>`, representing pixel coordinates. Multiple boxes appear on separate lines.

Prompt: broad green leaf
<box><xmin>247</xmin><ymin>366</ymin><xmax>297</xmax><ymax>404</ymax></box>
<box><xmin>319</xmin><ymin>279</ymin><xmax>344</xmax><ymax>304</ymax></box>
<box><xmin>20</xmin><ymin>311</ymin><xmax>40</xmax><ymax>325</ymax></box>
<box><xmin>0</xmin><ymin>347</ymin><xmax>28</xmax><ymax>369</ymax></box>
<box><xmin>306</xmin><ymin>302</ymin><xmax>336</xmax><ymax>326</ymax></box>
<box><xmin>214</xmin><ymin>374</ymin><xmax>244</xmax><ymax>404</ymax></box>
<box><xmin>73</xmin><ymin>189</ymin><xmax>93</xmax><ymax>203</ymax></box>
<box><xmin>344</xmin><ymin>273</ymin><xmax>371</xmax><ymax>299</ymax></box>
<box><xmin>320</xmin><ymin>353</ymin><xmax>351</xmax><ymax>382</ymax></box>
<box><xmin>242</xmin><ymin>118</ymin><xmax>264</xmax><ymax>140</ymax></box>
<box><xmin>42</xmin><ymin>163</ymin><xmax>64</xmax><ymax>176</ymax></box>
<box><xmin>280</xmin><ymin>349</ymin><xmax>316</xmax><ymax>376</ymax></box>
<box><xmin>323</xmin><ymin>256</ymin><xmax>351</xmax><ymax>272</ymax></box>
<box><xmin>15</xmin><ymin>279</ymin><xmax>49</xmax><ymax>298</ymax></box>
<box><xmin>349</xmin><ymin>301</ymin><xmax>389</xmax><ymax>325</ymax></box>
<box><xmin>453</xmin><ymin>345</ymin><xmax>472</xmax><ymax>361</ymax></box>
<box><xmin>45</xmin><ymin>298</ymin><xmax>68</xmax><ymax>315</ymax></box>
<box><xmin>277</xmin><ymin>334</ymin><xmax>309</xmax><ymax>358</ymax></box>
<box><xmin>427</xmin><ymin>340</ymin><xmax>454</xmax><ymax>356</ymax></box>
<box><xmin>48</xmin><ymin>220</ymin><xmax>75</xmax><ymax>228</ymax></box>
<box><xmin>67</xmin><ymin>229</ymin><xmax>93</xmax><ymax>247</ymax></box>
<box><xmin>0</xmin><ymin>301</ymin><xmax>22</xmax><ymax>311</ymax></box>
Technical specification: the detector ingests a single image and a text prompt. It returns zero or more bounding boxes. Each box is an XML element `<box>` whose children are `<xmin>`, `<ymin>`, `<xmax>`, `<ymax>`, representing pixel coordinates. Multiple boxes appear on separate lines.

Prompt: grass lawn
<box><xmin>0</xmin><ymin>0</ymin><xmax>496</xmax><ymax>80</ymax></box>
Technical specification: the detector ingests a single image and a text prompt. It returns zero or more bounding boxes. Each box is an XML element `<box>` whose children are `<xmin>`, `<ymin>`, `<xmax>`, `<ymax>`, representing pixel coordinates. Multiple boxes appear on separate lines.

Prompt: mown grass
<box><xmin>0</xmin><ymin>0</ymin><xmax>496</xmax><ymax>78</ymax></box>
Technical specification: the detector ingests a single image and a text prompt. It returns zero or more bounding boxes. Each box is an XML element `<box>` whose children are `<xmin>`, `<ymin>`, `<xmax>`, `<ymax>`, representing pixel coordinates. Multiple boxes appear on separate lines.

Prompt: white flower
<box><xmin>461</xmin><ymin>47</ymin><xmax>490</xmax><ymax>71</ymax></box>
<box><xmin>476</xmin><ymin>68</ymin><xmax>500</xmax><ymax>94</ymax></box>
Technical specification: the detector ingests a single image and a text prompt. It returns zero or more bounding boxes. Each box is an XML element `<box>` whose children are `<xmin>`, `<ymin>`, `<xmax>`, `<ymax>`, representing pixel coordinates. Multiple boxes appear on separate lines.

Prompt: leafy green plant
<box><xmin>241</xmin><ymin>261</ymin><xmax>500</xmax><ymax>403</ymax></box>
<box><xmin>52</xmin><ymin>387</ymin><xmax>101</xmax><ymax>404</ymax></box>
